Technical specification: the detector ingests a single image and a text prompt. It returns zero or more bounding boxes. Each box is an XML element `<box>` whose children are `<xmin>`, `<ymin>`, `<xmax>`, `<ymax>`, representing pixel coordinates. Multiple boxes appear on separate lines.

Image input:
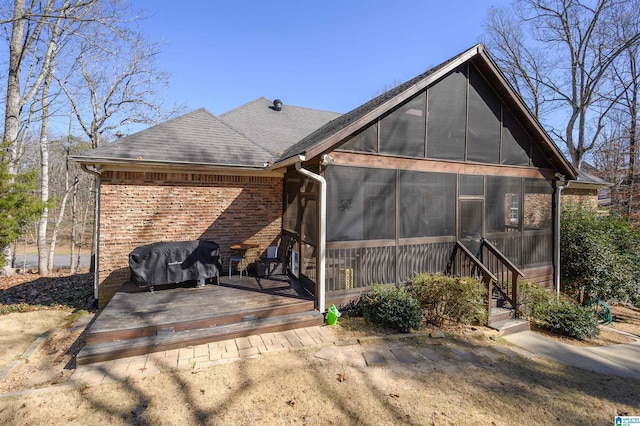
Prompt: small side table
<box><xmin>229</xmin><ymin>242</ymin><xmax>259</xmax><ymax>277</ymax></box>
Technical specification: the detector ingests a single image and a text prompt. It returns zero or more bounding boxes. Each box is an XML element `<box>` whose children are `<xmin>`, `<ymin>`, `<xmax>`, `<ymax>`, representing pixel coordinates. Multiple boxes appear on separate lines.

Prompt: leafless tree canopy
<box><xmin>0</xmin><ymin>0</ymin><xmax>178</xmax><ymax>274</ymax></box>
<box><xmin>483</xmin><ymin>0</ymin><xmax>640</xmax><ymax>170</ymax></box>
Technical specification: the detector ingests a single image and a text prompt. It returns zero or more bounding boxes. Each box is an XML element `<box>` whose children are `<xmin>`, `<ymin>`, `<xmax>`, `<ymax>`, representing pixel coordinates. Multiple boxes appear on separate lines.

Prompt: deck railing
<box><xmin>446</xmin><ymin>241</ymin><xmax>497</xmax><ymax>320</ymax></box>
<box><xmin>477</xmin><ymin>238</ymin><xmax>525</xmax><ymax>314</ymax></box>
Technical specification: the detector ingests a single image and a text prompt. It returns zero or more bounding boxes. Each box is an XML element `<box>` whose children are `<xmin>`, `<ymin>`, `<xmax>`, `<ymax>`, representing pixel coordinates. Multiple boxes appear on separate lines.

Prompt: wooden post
<box><xmin>485</xmin><ymin>274</ymin><xmax>492</xmax><ymax>322</ymax></box>
<box><xmin>512</xmin><ymin>274</ymin><xmax>519</xmax><ymax>318</ymax></box>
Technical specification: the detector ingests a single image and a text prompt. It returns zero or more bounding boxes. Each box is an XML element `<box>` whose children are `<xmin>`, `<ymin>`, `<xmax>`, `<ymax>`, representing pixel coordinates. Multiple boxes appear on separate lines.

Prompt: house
<box><xmin>74</xmin><ymin>44</ymin><xmax>580</xmax><ymax>314</ymax></box>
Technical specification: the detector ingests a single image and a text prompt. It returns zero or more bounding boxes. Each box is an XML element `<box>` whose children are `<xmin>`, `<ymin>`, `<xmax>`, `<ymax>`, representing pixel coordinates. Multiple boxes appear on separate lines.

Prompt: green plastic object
<box><xmin>587</xmin><ymin>298</ymin><xmax>612</xmax><ymax>324</ymax></box>
<box><xmin>326</xmin><ymin>304</ymin><xmax>339</xmax><ymax>325</ymax></box>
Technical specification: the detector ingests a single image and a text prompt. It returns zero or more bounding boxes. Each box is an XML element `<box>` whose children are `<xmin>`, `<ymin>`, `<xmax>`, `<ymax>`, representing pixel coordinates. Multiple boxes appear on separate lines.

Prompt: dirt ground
<box><xmin>1</xmin><ymin>272</ymin><xmax>640</xmax><ymax>424</ymax></box>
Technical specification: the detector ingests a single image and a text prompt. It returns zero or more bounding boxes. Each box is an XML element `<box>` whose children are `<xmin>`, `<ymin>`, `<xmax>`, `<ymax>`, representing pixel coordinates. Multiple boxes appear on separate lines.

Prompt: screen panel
<box><xmin>427</xmin><ymin>67</ymin><xmax>467</xmax><ymax>160</ymax></box>
<box><xmin>467</xmin><ymin>65</ymin><xmax>501</xmax><ymax>164</ymax></box>
<box><xmin>502</xmin><ymin>109</ymin><xmax>531</xmax><ymax>166</ymax></box>
<box><xmin>459</xmin><ymin>174</ymin><xmax>484</xmax><ymax>196</ymax></box>
<box><xmin>340</xmin><ymin>121</ymin><xmax>378</xmax><ymax>153</ymax></box>
<box><xmin>399</xmin><ymin>170</ymin><xmax>456</xmax><ymax>238</ymax></box>
<box><xmin>524</xmin><ymin>178</ymin><xmax>553</xmax><ymax>230</ymax></box>
<box><xmin>326</xmin><ymin>166</ymin><xmax>396</xmax><ymax>241</ymax></box>
<box><xmin>486</xmin><ymin>176</ymin><xmax>522</xmax><ymax>233</ymax></box>
<box><xmin>380</xmin><ymin>93</ymin><xmax>426</xmax><ymax>157</ymax></box>
<box><xmin>283</xmin><ymin>173</ymin><xmax>301</xmax><ymax>232</ymax></box>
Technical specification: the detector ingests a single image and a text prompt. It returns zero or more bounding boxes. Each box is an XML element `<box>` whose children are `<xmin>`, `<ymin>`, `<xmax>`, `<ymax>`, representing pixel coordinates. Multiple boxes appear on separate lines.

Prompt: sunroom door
<box><xmin>459</xmin><ymin>199</ymin><xmax>483</xmax><ymax>255</ymax></box>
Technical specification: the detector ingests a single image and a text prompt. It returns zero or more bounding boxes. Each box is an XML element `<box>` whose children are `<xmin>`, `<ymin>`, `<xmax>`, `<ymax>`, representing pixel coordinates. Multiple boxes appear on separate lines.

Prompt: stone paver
<box><xmin>391</xmin><ymin>347</ymin><xmax>419</xmax><ymax>363</ymax></box>
<box><xmin>449</xmin><ymin>345</ymin><xmax>479</xmax><ymax>363</ymax></box>
<box><xmin>362</xmin><ymin>351</ymin><xmax>387</xmax><ymax>366</ymax></box>
<box><xmin>314</xmin><ymin>346</ymin><xmax>338</xmax><ymax>361</ymax></box>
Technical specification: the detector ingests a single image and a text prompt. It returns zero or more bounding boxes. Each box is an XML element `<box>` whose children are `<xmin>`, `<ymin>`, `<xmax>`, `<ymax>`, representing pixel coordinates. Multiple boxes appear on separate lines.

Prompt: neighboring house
<box><xmin>562</xmin><ymin>169</ymin><xmax>612</xmax><ymax>209</ymax></box>
<box><xmin>74</xmin><ymin>44</ymin><xmax>580</xmax><ymax>309</ymax></box>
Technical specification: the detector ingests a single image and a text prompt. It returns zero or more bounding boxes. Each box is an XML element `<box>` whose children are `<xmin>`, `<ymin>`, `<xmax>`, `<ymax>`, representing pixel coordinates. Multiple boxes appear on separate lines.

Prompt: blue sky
<box><xmin>135</xmin><ymin>0</ymin><xmax>511</xmax><ymax>117</ymax></box>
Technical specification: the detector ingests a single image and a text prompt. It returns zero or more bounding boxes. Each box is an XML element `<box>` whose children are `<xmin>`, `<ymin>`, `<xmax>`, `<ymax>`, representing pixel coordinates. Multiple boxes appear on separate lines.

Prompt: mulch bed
<box><xmin>0</xmin><ymin>271</ymin><xmax>96</xmax><ymax>315</ymax></box>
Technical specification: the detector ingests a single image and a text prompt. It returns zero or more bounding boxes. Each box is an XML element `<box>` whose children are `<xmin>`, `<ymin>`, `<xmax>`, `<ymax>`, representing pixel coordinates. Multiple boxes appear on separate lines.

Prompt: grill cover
<box><xmin>129</xmin><ymin>240</ymin><xmax>221</xmax><ymax>287</ymax></box>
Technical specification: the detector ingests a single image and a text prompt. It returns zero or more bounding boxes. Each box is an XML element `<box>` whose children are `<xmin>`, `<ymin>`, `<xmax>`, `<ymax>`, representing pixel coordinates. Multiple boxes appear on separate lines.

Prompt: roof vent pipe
<box><xmin>273</xmin><ymin>99</ymin><xmax>283</xmax><ymax>111</ymax></box>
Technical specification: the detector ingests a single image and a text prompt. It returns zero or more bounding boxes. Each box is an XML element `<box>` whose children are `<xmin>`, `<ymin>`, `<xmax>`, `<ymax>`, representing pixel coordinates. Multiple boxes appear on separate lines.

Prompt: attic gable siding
<box><xmin>334</xmin><ymin>63</ymin><xmax>535</xmax><ymax>169</ymax></box>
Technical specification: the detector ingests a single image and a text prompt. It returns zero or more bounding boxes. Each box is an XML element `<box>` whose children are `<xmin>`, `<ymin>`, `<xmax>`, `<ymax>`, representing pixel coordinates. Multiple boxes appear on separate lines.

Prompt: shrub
<box><xmin>408</xmin><ymin>274</ymin><xmax>487</xmax><ymax>326</ymax></box>
<box><xmin>543</xmin><ymin>301</ymin><xmax>600</xmax><ymax>340</ymax></box>
<box><xmin>519</xmin><ymin>280</ymin><xmax>554</xmax><ymax>319</ymax></box>
<box><xmin>561</xmin><ymin>202</ymin><xmax>640</xmax><ymax>304</ymax></box>
<box><xmin>360</xmin><ymin>284</ymin><xmax>422</xmax><ymax>332</ymax></box>
<box><xmin>519</xmin><ymin>281</ymin><xmax>600</xmax><ymax>340</ymax></box>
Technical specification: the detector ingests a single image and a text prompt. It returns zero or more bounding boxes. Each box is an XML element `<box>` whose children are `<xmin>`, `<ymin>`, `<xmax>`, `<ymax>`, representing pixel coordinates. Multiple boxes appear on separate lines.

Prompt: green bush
<box><xmin>519</xmin><ymin>281</ymin><xmax>600</xmax><ymax>340</ymax></box>
<box><xmin>360</xmin><ymin>284</ymin><xmax>422</xmax><ymax>332</ymax></box>
<box><xmin>519</xmin><ymin>280</ymin><xmax>554</xmax><ymax>319</ymax></box>
<box><xmin>561</xmin><ymin>202</ymin><xmax>640</xmax><ymax>304</ymax></box>
<box><xmin>543</xmin><ymin>301</ymin><xmax>600</xmax><ymax>340</ymax></box>
<box><xmin>408</xmin><ymin>274</ymin><xmax>487</xmax><ymax>326</ymax></box>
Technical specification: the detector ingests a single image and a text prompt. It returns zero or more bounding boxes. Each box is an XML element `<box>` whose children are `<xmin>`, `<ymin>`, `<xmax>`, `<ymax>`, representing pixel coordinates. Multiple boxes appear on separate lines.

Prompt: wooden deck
<box><xmin>77</xmin><ymin>274</ymin><xmax>322</xmax><ymax>364</ymax></box>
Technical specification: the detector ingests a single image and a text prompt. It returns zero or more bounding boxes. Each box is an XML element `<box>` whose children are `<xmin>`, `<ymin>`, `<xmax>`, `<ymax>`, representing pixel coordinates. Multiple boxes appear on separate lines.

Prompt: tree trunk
<box><xmin>48</xmin><ymin>154</ymin><xmax>72</xmax><ymax>272</ymax></box>
<box><xmin>70</xmin><ymin>171</ymin><xmax>78</xmax><ymax>274</ymax></box>
<box><xmin>77</xmin><ymin>191</ymin><xmax>91</xmax><ymax>271</ymax></box>
<box><xmin>1</xmin><ymin>0</ymin><xmax>26</xmax><ymax>276</ymax></box>
<box><xmin>37</xmin><ymin>67</ymin><xmax>53</xmax><ymax>275</ymax></box>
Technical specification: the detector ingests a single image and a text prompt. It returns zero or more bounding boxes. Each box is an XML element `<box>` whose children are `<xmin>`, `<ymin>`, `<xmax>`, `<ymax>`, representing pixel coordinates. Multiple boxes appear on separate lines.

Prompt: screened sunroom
<box><xmin>275</xmin><ymin>44</ymin><xmax>575</xmax><ymax>306</ymax></box>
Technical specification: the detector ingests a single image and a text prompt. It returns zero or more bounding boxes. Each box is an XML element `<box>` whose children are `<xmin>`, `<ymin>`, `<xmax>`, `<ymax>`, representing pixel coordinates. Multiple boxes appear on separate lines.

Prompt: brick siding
<box><xmin>562</xmin><ymin>187</ymin><xmax>599</xmax><ymax>209</ymax></box>
<box><xmin>97</xmin><ymin>170</ymin><xmax>283</xmax><ymax>306</ymax></box>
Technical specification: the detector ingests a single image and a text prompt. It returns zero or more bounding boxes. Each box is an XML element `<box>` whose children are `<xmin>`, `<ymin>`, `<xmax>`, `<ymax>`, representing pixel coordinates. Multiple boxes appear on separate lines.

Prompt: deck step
<box><xmin>489</xmin><ymin>318</ymin><xmax>530</xmax><ymax>336</ymax></box>
<box><xmin>76</xmin><ymin>310</ymin><xmax>324</xmax><ymax>365</ymax></box>
<box><xmin>489</xmin><ymin>307</ymin><xmax>516</xmax><ymax>323</ymax></box>
<box><xmin>86</xmin><ymin>299</ymin><xmax>315</xmax><ymax>345</ymax></box>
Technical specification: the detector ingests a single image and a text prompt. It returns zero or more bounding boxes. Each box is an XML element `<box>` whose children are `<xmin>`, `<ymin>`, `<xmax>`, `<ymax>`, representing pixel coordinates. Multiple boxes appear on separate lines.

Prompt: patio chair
<box><xmin>256</xmin><ymin>234</ymin><xmax>293</xmax><ymax>278</ymax></box>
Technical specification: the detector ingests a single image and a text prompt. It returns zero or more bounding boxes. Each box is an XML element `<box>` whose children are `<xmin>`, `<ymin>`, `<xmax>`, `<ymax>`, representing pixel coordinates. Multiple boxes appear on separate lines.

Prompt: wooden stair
<box><xmin>77</xmin><ymin>310</ymin><xmax>323</xmax><ymax>365</ymax></box>
<box><xmin>488</xmin><ymin>297</ymin><xmax>530</xmax><ymax>336</ymax></box>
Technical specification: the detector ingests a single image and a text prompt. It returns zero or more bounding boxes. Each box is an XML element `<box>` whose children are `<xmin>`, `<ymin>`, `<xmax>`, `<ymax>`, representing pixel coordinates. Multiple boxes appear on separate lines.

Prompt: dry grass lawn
<box><xmin>1</xmin><ymin>272</ymin><xmax>639</xmax><ymax>425</ymax></box>
<box><xmin>1</xmin><ymin>330</ymin><xmax>639</xmax><ymax>425</ymax></box>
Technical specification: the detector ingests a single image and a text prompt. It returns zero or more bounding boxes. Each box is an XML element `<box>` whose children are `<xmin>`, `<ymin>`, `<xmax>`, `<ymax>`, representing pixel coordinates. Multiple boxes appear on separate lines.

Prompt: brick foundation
<box><xmin>97</xmin><ymin>170</ymin><xmax>283</xmax><ymax>306</ymax></box>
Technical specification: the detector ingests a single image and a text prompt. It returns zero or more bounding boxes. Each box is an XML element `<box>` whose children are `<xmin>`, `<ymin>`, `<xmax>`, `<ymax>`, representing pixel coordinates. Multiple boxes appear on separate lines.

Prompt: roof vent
<box><xmin>273</xmin><ymin>99</ymin><xmax>283</xmax><ymax>111</ymax></box>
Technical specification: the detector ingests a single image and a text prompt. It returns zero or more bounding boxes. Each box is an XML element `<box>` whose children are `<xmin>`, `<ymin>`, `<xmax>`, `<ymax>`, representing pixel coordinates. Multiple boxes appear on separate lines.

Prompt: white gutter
<box><xmin>295</xmin><ymin>162</ymin><xmax>327</xmax><ymax>313</ymax></box>
<box><xmin>81</xmin><ymin>164</ymin><xmax>102</xmax><ymax>301</ymax></box>
<box><xmin>554</xmin><ymin>178</ymin><xmax>573</xmax><ymax>300</ymax></box>
<box><xmin>269</xmin><ymin>154</ymin><xmax>306</xmax><ymax>171</ymax></box>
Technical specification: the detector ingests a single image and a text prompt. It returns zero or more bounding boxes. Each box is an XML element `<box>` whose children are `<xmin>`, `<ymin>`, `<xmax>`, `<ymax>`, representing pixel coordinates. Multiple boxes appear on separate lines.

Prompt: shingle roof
<box><xmin>220</xmin><ymin>97</ymin><xmax>341</xmax><ymax>155</ymax></box>
<box><xmin>74</xmin><ymin>108</ymin><xmax>275</xmax><ymax>167</ymax></box>
<box><xmin>575</xmin><ymin>169</ymin><xmax>612</xmax><ymax>186</ymax></box>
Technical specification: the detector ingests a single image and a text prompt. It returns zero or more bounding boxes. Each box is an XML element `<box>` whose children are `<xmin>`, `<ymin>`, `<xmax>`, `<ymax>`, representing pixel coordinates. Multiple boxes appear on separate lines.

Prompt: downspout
<box><xmin>295</xmin><ymin>162</ymin><xmax>327</xmax><ymax>313</ymax></box>
<box><xmin>81</xmin><ymin>164</ymin><xmax>101</xmax><ymax>301</ymax></box>
<box><xmin>554</xmin><ymin>177</ymin><xmax>573</xmax><ymax>300</ymax></box>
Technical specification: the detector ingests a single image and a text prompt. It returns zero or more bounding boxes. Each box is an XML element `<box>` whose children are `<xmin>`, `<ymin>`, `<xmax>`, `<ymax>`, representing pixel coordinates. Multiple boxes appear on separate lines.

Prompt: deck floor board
<box><xmin>89</xmin><ymin>275</ymin><xmax>315</xmax><ymax>336</ymax></box>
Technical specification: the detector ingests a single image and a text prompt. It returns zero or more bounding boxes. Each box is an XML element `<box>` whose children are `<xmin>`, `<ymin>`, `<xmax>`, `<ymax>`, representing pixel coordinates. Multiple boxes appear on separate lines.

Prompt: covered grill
<box><xmin>129</xmin><ymin>240</ymin><xmax>221</xmax><ymax>291</ymax></box>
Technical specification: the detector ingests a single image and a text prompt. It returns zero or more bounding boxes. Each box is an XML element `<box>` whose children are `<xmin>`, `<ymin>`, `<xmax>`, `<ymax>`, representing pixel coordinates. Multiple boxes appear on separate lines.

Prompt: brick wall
<box><xmin>97</xmin><ymin>170</ymin><xmax>283</xmax><ymax>305</ymax></box>
<box><xmin>562</xmin><ymin>187</ymin><xmax>599</xmax><ymax>209</ymax></box>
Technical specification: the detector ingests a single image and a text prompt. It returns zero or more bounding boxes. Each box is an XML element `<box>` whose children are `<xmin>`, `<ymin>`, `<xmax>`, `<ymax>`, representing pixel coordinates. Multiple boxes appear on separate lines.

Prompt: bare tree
<box><xmin>2</xmin><ymin>0</ymin><xmax>174</xmax><ymax>274</ymax></box>
<box><xmin>57</xmin><ymin>32</ymin><xmax>171</xmax><ymax>148</ymax></box>
<box><xmin>1</xmin><ymin>0</ymin><xmax>98</xmax><ymax>274</ymax></box>
<box><xmin>483</xmin><ymin>0</ymin><xmax>640</xmax><ymax>168</ymax></box>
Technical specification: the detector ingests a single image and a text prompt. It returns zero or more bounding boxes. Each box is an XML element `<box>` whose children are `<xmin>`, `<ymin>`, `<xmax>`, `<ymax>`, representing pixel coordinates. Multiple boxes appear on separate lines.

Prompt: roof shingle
<box><xmin>75</xmin><ymin>108</ymin><xmax>275</xmax><ymax>167</ymax></box>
